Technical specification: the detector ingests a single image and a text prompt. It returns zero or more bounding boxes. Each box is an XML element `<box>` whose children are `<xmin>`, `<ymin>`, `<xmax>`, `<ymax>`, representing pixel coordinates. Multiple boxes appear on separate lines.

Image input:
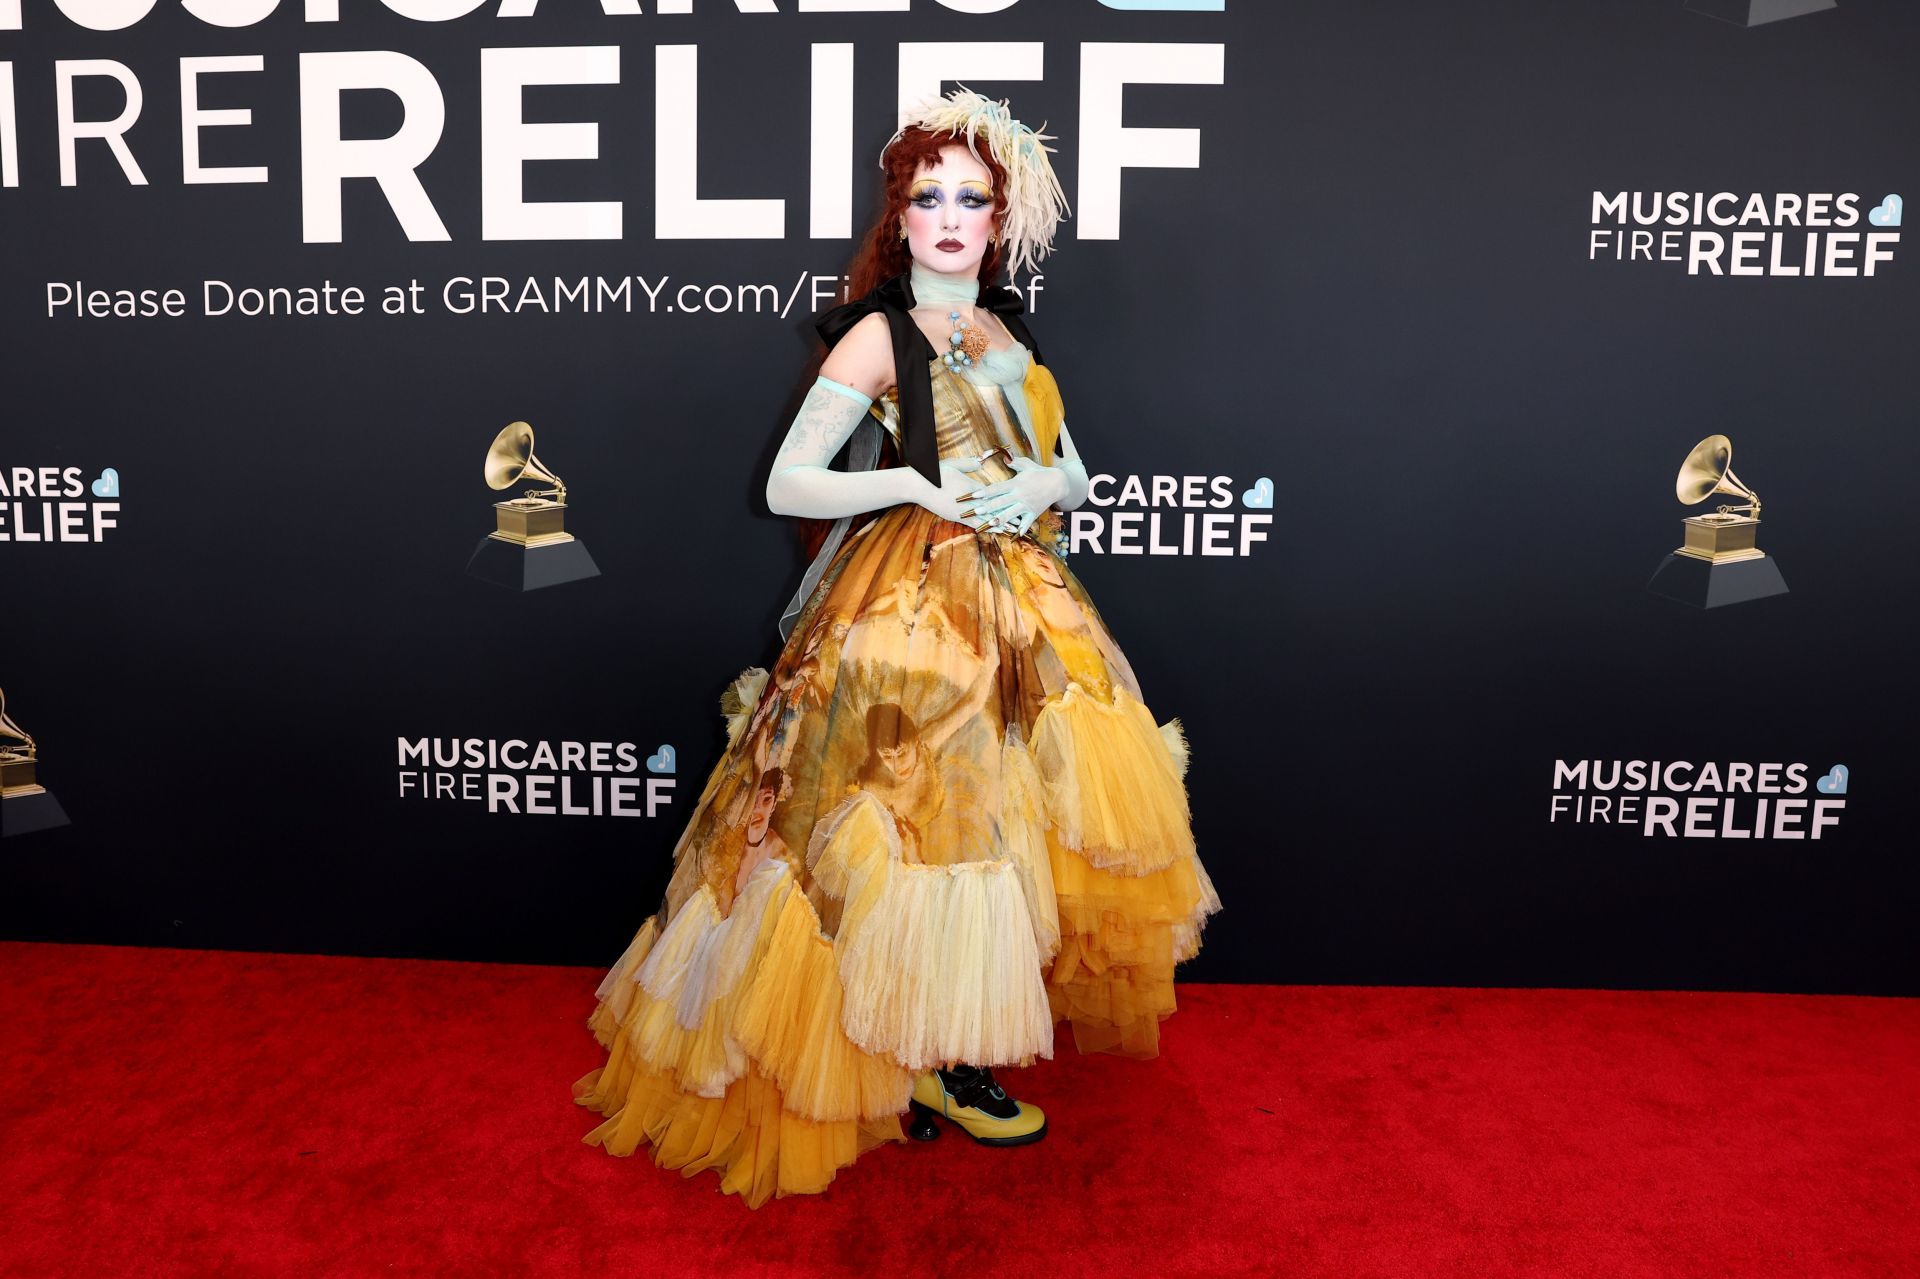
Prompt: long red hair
<box><xmin>790</xmin><ymin>127</ymin><xmax>1012</xmax><ymax>560</ymax></box>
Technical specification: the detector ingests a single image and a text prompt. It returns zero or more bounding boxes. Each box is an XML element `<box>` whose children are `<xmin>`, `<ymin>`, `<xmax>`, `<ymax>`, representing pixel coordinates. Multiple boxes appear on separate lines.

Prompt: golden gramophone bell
<box><xmin>1676</xmin><ymin>433</ymin><xmax>1761</xmax><ymax>514</ymax></box>
<box><xmin>485</xmin><ymin>421</ymin><xmax>567</xmax><ymax>507</ymax></box>
<box><xmin>1673</xmin><ymin>433</ymin><xmax>1765</xmax><ymax>564</ymax></box>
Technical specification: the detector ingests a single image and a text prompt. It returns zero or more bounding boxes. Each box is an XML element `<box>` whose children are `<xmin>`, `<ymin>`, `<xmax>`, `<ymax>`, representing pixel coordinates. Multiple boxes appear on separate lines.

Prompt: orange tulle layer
<box><xmin>1045</xmin><ymin>829</ymin><xmax>1220</xmax><ymax>1057</ymax></box>
<box><xmin>576</xmin><ymin>677</ymin><xmax>1220</xmax><ymax>1206</ymax></box>
<box><xmin>573</xmin><ymin>1044</ymin><xmax>903</xmax><ymax>1208</ymax></box>
<box><xmin>573</xmin><ymin>868</ymin><xmax>911</xmax><ymax>1208</ymax></box>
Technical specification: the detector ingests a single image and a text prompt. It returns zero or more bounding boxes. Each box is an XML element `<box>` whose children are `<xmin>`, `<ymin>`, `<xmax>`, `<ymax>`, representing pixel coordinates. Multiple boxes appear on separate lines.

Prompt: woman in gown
<box><xmin>572</xmin><ymin>89</ymin><xmax>1221</xmax><ymax>1208</ymax></box>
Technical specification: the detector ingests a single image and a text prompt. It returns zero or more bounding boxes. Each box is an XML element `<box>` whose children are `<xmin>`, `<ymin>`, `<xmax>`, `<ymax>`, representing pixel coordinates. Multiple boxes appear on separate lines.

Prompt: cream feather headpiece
<box><xmin>881</xmin><ymin>86</ymin><xmax>1072</xmax><ymax>281</ymax></box>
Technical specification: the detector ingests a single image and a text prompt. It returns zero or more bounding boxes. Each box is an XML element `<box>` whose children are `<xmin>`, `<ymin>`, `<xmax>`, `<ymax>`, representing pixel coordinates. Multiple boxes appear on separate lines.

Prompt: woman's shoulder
<box><xmin>841</xmin><ymin>309</ymin><xmax>891</xmax><ymax>345</ymax></box>
<box><xmin>819</xmin><ymin>309</ymin><xmax>896</xmax><ymax>399</ymax></box>
<box><xmin>815</xmin><ymin>294</ymin><xmax>884</xmax><ymax>351</ymax></box>
<box><xmin>813</xmin><ymin>272</ymin><xmax>912</xmax><ymax>350</ymax></box>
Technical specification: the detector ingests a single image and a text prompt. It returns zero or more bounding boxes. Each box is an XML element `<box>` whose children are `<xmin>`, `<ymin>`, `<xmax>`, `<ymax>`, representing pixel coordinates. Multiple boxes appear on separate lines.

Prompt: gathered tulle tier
<box><xmin>576</xmin><ymin>502</ymin><xmax>1220</xmax><ymax>1207</ymax></box>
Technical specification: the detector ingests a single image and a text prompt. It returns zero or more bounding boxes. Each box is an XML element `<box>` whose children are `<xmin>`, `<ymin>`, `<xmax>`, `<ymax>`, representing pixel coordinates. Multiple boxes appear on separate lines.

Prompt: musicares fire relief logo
<box><xmin>1067</xmin><ymin>472</ymin><xmax>1273</xmax><ymax>557</ymax></box>
<box><xmin>1550</xmin><ymin>758</ymin><xmax>1850</xmax><ymax>839</ymax></box>
<box><xmin>1588</xmin><ymin>191</ymin><xmax>1901</xmax><ymax>276</ymax></box>
<box><xmin>0</xmin><ymin>465</ymin><xmax>121</xmax><ymax>542</ymax></box>
<box><xmin>397</xmin><ymin>736</ymin><xmax>676</xmax><ymax>817</ymax></box>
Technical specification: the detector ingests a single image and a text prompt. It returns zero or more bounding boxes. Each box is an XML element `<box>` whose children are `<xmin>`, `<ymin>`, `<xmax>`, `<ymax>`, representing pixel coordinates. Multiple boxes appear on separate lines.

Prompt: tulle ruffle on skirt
<box><xmin>574</xmin><ymin>505</ymin><xmax>1220</xmax><ymax>1206</ymax></box>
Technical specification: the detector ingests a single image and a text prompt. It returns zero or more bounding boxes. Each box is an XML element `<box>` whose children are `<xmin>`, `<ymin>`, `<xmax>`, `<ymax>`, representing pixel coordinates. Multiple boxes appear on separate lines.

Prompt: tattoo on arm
<box><xmin>774</xmin><ymin>384</ymin><xmax>868</xmax><ymax>471</ymax></box>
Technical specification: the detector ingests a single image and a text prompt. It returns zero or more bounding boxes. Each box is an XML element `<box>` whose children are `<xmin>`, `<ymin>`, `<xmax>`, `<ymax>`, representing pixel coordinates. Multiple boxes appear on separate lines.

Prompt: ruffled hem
<box><xmin>1046</xmin><ymin>848</ymin><xmax>1214</xmax><ymax>1057</ymax></box>
<box><xmin>808</xmin><ymin>791</ymin><xmax>1055</xmax><ymax>1073</ymax></box>
<box><xmin>577</xmin><ymin>675</ymin><xmax>1221</xmax><ymax>1204</ymax></box>
<box><xmin>573</xmin><ymin>1057</ymin><xmax>904</xmax><ymax>1209</ymax></box>
<box><xmin>1040</xmin><ymin>692</ymin><xmax>1221</xmax><ymax>1058</ymax></box>
<box><xmin>1031</xmin><ymin>682</ymin><xmax>1198</xmax><ymax>875</ymax></box>
<box><xmin>574</xmin><ymin>861</ymin><xmax>915</xmax><ymax>1207</ymax></box>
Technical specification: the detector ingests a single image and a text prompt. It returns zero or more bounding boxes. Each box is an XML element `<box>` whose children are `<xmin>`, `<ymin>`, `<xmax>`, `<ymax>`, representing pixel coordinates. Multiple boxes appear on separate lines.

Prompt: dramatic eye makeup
<box><xmin>909</xmin><ymin>180</ymin><xmax>995</xmax><ymax>210</ymax></box>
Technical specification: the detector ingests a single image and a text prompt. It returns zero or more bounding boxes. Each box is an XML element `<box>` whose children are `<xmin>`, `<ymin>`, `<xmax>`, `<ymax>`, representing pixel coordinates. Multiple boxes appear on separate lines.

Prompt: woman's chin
<box><xmin>912</xmin><ymin>252</ymin><xmax>982</xmax><ymax>275</ymax></box>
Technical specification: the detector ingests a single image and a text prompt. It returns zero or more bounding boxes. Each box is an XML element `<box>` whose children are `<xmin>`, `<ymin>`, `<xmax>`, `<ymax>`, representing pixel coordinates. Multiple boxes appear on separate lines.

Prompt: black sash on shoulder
<box><xmin>813</xmin><ymin>270</ymin><xmax>1045</xmax><ymax>488</ymax></box>
<box><xmin>784</xmin><ymin>271</ymin><xmax>1046</xmax><ymax>642</ymax></box>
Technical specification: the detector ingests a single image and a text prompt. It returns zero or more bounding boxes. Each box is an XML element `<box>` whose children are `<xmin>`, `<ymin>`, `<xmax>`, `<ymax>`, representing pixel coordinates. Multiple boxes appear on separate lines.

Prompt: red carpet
<box><xmin>0</xmin><ymin>942</ymin><xmax>1915</xmax><ymax>1278</ymax></box>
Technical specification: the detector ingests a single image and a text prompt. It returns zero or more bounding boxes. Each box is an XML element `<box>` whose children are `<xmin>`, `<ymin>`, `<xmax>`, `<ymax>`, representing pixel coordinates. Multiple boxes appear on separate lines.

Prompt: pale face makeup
<box><xmin>745</xmin><ymin>781</ymin><xmax>777</xmax><ymax>845</ymax></box>
<box><xmin>902</xmin><ymin>143</ymin><xmax>999</xmax><ymax>282</ymax></box>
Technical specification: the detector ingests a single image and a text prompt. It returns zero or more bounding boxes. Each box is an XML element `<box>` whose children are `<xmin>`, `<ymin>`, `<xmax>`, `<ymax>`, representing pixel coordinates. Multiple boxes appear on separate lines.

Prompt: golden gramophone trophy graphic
<box><xmin>1646</xmin><ymin>434</ymin><xmax>1789</xmax><ymax>608</ymax></box>
<box><xmin>0</xmin><ymin>686</ymin><xmax>71</xmax><ymax>838</ymax></box>
<box><xmin>464</xmin><ymin>421</ymin><xmax>601</xmax><ymax>590</ymax></box>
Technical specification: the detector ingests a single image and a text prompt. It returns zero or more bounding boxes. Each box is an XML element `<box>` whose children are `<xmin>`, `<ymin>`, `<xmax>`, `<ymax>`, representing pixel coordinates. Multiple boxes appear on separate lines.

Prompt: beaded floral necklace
<box><xmin>908</xmin><ymin>261</ymin><xmax>997</xmax><ymax>373</ymax></box>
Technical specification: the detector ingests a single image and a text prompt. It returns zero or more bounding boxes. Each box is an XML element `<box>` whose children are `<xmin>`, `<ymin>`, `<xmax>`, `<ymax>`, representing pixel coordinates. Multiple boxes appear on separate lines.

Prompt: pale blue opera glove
<box><xmin>765</xmin><ymin>376</ymin><xmax>991</xmax><ymax>526</ymax></box>
<box><xmin>1051</xmin><ymin>421</ymin><xmax>1090</xmax><ymax>513</ymax></box>
<box><xmin>1054</xmin><ymin>453</ymin><xmax>1090</xmax><ymax>512</ymax></box>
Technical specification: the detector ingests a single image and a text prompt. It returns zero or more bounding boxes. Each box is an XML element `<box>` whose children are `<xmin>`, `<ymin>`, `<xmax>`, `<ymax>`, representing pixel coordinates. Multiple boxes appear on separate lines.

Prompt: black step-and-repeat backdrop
<box><xmin>3</xmin><ymin>0</ymin><xmax>1915</xmax><ymax>995</ymax></box>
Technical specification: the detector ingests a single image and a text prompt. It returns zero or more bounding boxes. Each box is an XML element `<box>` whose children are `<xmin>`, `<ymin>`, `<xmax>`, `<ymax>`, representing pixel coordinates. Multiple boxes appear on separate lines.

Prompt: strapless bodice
<box><xmin>868</xmin><ymin>339</ymin><xmax>1043</xmax><ymax>486</ymax></box>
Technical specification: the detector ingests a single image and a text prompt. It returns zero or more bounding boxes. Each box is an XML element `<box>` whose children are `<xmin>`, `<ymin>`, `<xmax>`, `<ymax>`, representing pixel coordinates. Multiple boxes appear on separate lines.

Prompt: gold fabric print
<box><xmin>573</xmin><ymin>349</ymin><xmax>1221</xmax><ymax>1208</ymax></box>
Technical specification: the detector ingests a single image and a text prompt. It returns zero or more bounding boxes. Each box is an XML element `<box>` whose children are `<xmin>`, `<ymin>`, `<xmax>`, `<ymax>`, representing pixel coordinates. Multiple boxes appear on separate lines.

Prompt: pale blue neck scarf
<box><xmin>907</xmin><ymin>258</ymin><xmax>1028</xmax><ymax>386</ymax></box>
<box><xmin>909</xmin><ymin>259</ymin><xmax>981</xmax><ymax>306</ymax></box>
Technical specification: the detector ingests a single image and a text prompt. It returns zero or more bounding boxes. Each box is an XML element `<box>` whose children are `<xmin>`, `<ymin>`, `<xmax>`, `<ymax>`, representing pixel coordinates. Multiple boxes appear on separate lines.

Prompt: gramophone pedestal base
<box><xmin>1</xmin><ymin>789</ymin><xmax>71</xmax><ymax>838</ymax></box>
<box><xmin>465</xmin><ymin>534</ymin><xmax>601</xmax><ymax>591</ymax></box>
<box><xmin>1685</xmin><ymin>0</ymin><xmax>1836</xmax><ymax>27</ymax></box>
<box><xmin>1646</xmin><ymin>552</ymin><xmax>1789</xmax><ymax>609</ymax></box>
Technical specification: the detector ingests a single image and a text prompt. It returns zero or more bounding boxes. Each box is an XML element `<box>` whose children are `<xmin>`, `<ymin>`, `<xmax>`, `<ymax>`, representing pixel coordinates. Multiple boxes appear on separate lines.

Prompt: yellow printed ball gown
<box><xmin>572</xmin><ymin>328</ymin><xmax>1222</xmax><ymax>1208</ymax></box>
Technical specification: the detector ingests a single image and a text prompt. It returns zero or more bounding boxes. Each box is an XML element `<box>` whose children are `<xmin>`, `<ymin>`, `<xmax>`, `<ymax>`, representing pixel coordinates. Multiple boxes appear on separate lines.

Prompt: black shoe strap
<box><xmin>940</xmin><ymin>1065</ymin><xmax>1019</xmax><ymax>1119</ymax></box>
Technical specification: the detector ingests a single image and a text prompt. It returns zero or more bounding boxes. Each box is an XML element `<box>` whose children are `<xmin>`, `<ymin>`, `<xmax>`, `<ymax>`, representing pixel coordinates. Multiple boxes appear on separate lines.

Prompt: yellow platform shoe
<box><xmin>907</xmin><ymin>1065</ymin><xmax>1047</xmax><ymax>1146</ymax></box>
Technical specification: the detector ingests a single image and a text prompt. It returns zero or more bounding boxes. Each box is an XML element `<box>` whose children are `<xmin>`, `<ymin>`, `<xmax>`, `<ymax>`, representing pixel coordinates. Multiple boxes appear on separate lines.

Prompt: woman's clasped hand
<box><xmin>911</xmin><ymin>451</ymin><xmax>1069</xmax><ymax>535</ymax></box>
